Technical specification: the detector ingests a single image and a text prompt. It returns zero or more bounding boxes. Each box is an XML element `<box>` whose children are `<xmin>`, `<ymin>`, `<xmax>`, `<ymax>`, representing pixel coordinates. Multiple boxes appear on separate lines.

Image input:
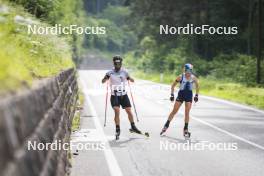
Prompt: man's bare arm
<box><xmin>102</xmin><ymin>75</ymin><xmax>109</xmax><ymax>83</ymax></box>
<box><xmin>127</xmin><ymin>76</ymin><xmax>134</xmax><ymax>83</ymax></box>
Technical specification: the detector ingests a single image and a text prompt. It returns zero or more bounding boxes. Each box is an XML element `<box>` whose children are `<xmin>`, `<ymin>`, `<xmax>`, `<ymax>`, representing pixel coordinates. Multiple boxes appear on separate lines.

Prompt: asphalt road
<box><xmin>71</xmin><ymin>69</ymin><xmax>264</xmax><ymax>176</ymax></box>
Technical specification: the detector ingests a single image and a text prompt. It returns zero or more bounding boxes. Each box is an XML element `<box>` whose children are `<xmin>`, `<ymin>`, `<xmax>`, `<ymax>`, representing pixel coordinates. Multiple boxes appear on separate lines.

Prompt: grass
<box><xmin>71</xmin><ymin>90</ymin><xmax>84</xmax><ymax>131</ymax></box>
<box><xmin>72</xmin><ymin>111</ymin><xmax>80</xmax><ymax>131</ymax></box>
<box><xmin>132</xmin><ymin>71</ymin><xmax>264</xmax><ymax>110</ymax></box>
<box><xmin>200</xmin><ymin>78</ymin><xmax>264</xmax><ymax>109</ymax></box>
<box><xmin>0</xmin><ymin>0</ymin><xmax>74</xmax><ymax>95</ymax></box>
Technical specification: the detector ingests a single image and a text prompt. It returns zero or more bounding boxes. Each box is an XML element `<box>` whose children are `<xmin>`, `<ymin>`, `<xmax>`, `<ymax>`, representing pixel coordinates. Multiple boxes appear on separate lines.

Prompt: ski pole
<box><xmin>128</xmin><ymin>81</ymin><xmax>139</xmax><ymax>122</ymax></box>
<box><xmin>104</xmin><ymin>81</ymin><xmax>109</xmax><ymax>127</ymax></box>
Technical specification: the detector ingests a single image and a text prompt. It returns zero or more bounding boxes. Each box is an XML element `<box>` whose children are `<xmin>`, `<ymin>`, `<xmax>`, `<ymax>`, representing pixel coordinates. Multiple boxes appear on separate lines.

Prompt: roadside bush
<box><xmin>209</xmin><ymin>54</ymin><xmax>258</xmax><ymax>85</ymax></box>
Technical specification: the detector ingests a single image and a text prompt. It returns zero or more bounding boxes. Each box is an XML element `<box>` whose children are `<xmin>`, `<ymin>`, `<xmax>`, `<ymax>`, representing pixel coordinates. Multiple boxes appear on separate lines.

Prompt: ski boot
<box><xmin>129</xmin><ymin>125</ymin><xmax>142</xmax><ymax>134</ymax></box>
<box><xmin>130</xmin><ymin>125</ymin><xmax>150</xmax><ymax>137</ymax></box>
<box><xmin>160</xmin><ymin>126</ymin><xmax>168</xmax><ymax>136</ymax></box>
<box><xmin>115</xmin><ymin>128</ymin><xmax>120</xmax><ymax>140</ymax></box>
<box><xmin>183</xmin><ymin>129</ymin><xmax>191</xmax><ymax>139</ymax></box>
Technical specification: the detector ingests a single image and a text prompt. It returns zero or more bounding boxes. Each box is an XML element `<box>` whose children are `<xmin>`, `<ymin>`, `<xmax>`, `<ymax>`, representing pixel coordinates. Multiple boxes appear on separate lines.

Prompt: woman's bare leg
<box><xmin>161</xmin><ymin>101</ymin><xmax>183</xmax><ymax>134</ymax></box>
<box><xmin>168</xmin><ymin>101</ymin><xmax>182</xmax><ymax>121</ymax></box>
<box><xmin>184</xmin><ymin>102</ymin><xmax>192</xmax><ymax>124</ymax></box>
<box><xmin>183</xmin><ymin>102</ymin><xmax>192</xmax><ymax>136</ymax></box>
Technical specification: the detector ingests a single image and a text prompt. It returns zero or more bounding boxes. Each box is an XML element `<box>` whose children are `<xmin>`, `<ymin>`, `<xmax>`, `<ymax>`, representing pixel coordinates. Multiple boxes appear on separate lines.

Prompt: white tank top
<box><xmin>179</xmin><ymin>74</ymin><xmax>194</xmax><ymax>91</ymax></box>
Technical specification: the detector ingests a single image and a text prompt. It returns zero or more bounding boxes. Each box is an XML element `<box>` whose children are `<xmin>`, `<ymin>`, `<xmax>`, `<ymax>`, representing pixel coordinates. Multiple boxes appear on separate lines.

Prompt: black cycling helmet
<box><xmin>113</xmin><ymin>55</ymin><xmax>123</xmax><ymax>64</ymax></box>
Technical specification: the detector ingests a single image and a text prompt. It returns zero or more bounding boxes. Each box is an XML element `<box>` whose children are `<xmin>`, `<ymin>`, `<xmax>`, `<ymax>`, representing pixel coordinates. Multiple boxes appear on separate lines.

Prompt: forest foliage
<box><xmin>3</xmin><ymin>0</ymin><xmax>264</xmax><ymax>86</ymax></box>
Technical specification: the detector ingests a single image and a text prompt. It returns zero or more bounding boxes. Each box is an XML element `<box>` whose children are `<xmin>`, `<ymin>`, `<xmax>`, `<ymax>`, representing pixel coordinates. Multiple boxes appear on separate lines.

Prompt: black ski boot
<box><xmin>160</xmin><ymin>120</ymin><xmax>170</xmax><ymax>135</ymax></box>
<box><xmin>160</xmin><ymin>126</ymin><xmax>168</xmax><ymax>136</ymax></box>
<box><xmin>129</xmin><ymin>123</ymin><xmax>149</xmax><ymax>137</ymax></box>
<box><xmin>183</xmin><ymin>129</ymin><xmax>191</xmax><ymax>138</ymax></box>
<box><xmin>115</xmin><ymin>127</ymin><xmax>120</xmax><ymax>140</ymax></box>
<box><xmin>130</xmin><ymin>124</ymin><xmax>142</xmax><ymax>134</ymax></box>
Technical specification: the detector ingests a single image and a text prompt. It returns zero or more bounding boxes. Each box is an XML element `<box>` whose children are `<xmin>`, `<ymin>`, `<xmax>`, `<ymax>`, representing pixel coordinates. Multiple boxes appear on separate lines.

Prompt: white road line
<box><xmin>200</xmin><ymin>95</ymin><xmax>264</xmax><ymax>115</ymax></box>
<box><xmin>191</xmin><ymin>115</ymin><xmax>264</xmax><ymax>151</ymax></box>
<box><xmin>80</xmin><ymin>79</ymin><xmax>123</xmax><ymax>176</ymax></box>
<box><xmin>176</xmin><ymin>109</ymin><xmax>264</xmax><ymax>151</ymax></box>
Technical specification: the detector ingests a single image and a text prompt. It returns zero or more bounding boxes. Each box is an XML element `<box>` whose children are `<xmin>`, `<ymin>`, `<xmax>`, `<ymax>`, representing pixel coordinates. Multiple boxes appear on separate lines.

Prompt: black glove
<box><xmin>194</xmin><ymin>94</ymin><xmax>198</xmax><ymax>103</ymax></box>
<box><xmin>170</xmin><ymin>93</ymin><xmax>174</xmax><ymax>101</ymax></box>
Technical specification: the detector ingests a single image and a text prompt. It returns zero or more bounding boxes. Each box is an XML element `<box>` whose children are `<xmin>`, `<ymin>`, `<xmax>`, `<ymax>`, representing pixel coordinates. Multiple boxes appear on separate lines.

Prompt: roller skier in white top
<box><xmin>102</xmin><ymin>55</ymin><xmax>142</xmax><ymax>140</ymax></box>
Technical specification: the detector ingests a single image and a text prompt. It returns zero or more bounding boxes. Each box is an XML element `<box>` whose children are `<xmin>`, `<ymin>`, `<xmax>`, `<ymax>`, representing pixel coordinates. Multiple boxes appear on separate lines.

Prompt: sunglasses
<box><xmin>185</xmin><ymin>69</ymin><xmax>192</xmax><ymax>73</ymax></box>
<box><xmin>114</xmin><ymin>62</ymin><xmax>122</xmax><ymax>65</ymax></box>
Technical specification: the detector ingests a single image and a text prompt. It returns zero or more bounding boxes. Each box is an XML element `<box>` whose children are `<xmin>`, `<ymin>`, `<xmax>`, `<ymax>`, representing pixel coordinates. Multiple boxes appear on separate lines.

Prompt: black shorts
<box><xmin>176</xmin><ymin>90</ymin><xmax>193</xmax><ymax>103</ymax></box>
<box><xmin>110</xmin><ymin>94</ymin><xmax>131</xmax><ymax>109</ymax></box>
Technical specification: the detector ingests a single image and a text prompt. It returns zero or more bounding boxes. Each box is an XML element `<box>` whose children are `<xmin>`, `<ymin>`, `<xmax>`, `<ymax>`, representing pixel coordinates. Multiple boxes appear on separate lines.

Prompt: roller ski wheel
<box><xmin>183</xmin><ymin>129</ymin><xmax>191</xmax><ymax>139</ymax></box>
<box><xmin>129</xmin><ymin>129</ymin><xmax>150</xmax><ymax>137</ymax></box>
<box><xmin>160</xmin><ymin>126</ymin><xmax>168</xmax><ymax>136</ymax></box>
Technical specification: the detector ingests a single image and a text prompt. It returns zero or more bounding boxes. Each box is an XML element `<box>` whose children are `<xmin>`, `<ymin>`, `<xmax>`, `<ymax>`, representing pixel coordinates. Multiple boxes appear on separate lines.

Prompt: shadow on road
<box><xmin>161</xmin><ymin>135</ymin><xmax>202</xmax><ymax>144</ymax></box>
<box><xmin>109</xmin><ymin>137</ymin><xmax>140</xmax><ymax>148</ymax></box>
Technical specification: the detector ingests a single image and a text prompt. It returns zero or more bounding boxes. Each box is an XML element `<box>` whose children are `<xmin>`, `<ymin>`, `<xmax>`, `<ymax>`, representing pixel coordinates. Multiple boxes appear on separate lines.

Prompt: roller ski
<box><xmin>129</xmin><ymin>125</ymin><xmax>149</xmax><ymax>137</ymax></box>
<box><xmin>183</xmin><ymin>129</ymin><xmax>191</xmax><ymax>139</ymax></box>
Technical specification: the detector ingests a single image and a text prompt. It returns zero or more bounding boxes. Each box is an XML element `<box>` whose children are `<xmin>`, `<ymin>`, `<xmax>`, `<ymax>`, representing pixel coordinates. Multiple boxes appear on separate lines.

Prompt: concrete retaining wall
<box><xmin>0</xmin><ymin>68</ymin><xmax>78</xmax><ymax>176</ymax></box>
